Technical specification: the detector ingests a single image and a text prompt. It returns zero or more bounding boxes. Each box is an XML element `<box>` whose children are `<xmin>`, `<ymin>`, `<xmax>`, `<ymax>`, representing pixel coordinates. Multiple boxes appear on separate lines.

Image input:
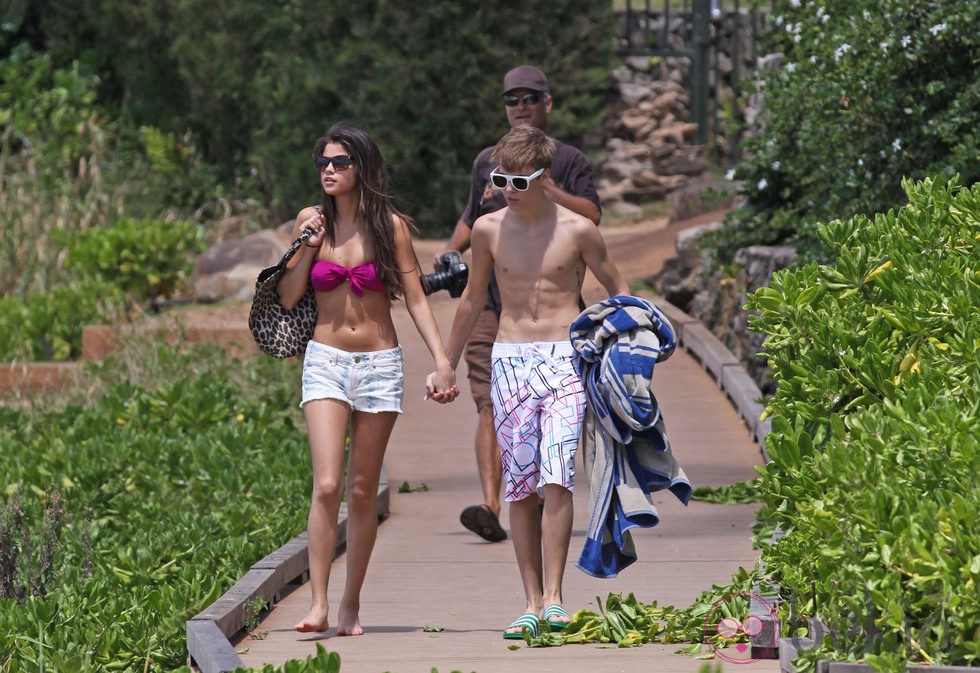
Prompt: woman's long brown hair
<box><xmin>312</xmin><ymin>123</ymin><xmax>415</xmax><ymax>300</ymax></box>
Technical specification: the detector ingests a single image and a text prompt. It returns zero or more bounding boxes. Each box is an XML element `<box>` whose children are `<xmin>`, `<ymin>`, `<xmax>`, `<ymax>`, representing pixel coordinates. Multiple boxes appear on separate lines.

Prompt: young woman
<box><xmin>277</xmin><ymin>122</ymin><xmax>458</xmax><ymax>635</ymax></box>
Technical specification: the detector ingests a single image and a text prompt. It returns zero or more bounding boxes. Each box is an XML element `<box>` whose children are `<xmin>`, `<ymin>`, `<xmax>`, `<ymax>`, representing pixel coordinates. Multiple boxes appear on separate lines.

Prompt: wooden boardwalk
<box><xmin>222</xmin><ymin>214</ymin><xmax>778</xmax><ymax>673</ymax></box>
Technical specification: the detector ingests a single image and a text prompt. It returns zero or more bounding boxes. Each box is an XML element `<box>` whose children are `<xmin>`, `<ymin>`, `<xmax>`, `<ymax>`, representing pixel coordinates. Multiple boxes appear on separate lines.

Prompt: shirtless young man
<box><xmin>432</xmin><ymin>125</ymin><xmax>629</xmax><ymax>638</ymax></box>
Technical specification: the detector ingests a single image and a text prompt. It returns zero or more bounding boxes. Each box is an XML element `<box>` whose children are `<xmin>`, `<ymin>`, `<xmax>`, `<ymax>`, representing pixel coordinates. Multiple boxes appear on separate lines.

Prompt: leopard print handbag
<box><xmin>248</xmin><ymin>226</ymin><xmax>318</xmax><ymax>358</ymax></box>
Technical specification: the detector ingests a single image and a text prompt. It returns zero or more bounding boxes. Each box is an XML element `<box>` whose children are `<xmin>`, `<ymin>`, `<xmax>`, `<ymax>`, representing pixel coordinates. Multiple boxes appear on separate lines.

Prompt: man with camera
<box><xmin>432</xmin><ymin>65</ymin><xmax>601</xmax><ymax>543</ymax></box>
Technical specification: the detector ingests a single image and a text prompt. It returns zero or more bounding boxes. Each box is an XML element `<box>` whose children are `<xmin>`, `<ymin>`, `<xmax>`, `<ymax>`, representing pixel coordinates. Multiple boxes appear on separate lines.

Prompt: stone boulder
<box><xmin>190</xmin><ymin>229</ymin><xmax>290</xmax><ymax>302</ymax></box>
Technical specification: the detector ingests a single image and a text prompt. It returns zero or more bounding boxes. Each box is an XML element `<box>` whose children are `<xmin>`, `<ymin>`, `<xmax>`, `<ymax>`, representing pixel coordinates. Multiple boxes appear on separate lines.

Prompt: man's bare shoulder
<box><xmin>472</xmin><ymin>208</ymin><xmax>507</xmax><ymax>233</ymax></box>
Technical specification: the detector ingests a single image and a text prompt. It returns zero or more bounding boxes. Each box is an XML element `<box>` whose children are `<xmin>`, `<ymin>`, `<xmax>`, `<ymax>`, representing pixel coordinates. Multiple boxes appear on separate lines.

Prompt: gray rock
<box><xmin>191</xmin><ymin>229</ymin><xmax>289</xmax><ymax>302</ymax></box>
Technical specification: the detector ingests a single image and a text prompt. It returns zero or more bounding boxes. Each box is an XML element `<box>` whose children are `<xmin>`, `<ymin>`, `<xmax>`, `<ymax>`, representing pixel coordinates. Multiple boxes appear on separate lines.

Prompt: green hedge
<box><xmin>0</xmin><ymin>347</ymin><xmax>310</xmax><ymax>671</ymax></box>
<box><xmin>13</xmin><ymin>0</ymin><xmax>616</xmax><ymax>232</ymax></box>
<box><xmin>745</xmin><ymin>177</ymin><xmax>979</xmax><ymax>672</ymax></box>
<box><xmin>0</xmin><ymin>216</ymin><xmax>206</xmax><ymax>362</ymax></box>
<box><xmin>714</xmin><ymin>0</ymin><xmax>980</xmax><ymax>261</ymax></box>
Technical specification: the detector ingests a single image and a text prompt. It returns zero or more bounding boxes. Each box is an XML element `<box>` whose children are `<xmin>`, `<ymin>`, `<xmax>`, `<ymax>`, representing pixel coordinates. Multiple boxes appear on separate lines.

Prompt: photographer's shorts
<box><xmin>301</xmin><ymin>340</ymin><xmax>404</xmax><ymax>413</ymax></box>
<box><xmin>490</xmin><ymin>341</ymin><xmax>585</xmax><ymax>502</ymax></box>
<box><xmin>463</xmin><ymin>308</ymin><xmax>498</xmax><ymax>410</ymax></box>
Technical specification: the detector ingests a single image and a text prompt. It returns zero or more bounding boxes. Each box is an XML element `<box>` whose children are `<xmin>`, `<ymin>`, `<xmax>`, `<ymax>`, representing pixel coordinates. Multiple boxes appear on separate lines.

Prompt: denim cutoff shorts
<box><xmin>301</xmin><ymin>340</ymin><xmax>404</xmax><ymax>413</ymax></box>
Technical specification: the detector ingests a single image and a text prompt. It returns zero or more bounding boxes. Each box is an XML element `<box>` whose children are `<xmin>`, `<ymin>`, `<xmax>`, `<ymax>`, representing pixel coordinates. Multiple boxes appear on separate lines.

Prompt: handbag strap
<box><xmin>278</xmin><ymin>205</ymin><xmax>321</xmax><ymax>268</ymax></box>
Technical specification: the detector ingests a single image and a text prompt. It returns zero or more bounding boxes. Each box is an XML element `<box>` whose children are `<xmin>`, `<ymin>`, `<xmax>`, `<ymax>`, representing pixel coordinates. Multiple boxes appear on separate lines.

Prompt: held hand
<box><xmin>425</xmin><ymin>370</ymin><xmax>459</xmax><ymax>404</ymax></box>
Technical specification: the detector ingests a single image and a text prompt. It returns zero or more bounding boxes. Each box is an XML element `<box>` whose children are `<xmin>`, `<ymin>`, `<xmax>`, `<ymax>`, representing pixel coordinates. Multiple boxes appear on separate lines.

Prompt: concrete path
<box><xmin>234</xmin><ymin>214</ymin><xmax>778</xmax><ymax>673</ymax></box>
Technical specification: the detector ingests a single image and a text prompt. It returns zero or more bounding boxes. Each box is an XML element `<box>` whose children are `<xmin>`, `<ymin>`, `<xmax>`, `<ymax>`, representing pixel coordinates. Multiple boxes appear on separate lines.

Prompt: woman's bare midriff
<box><xmin>311</xmin><ymin>291</ymin><xmax>399</xmax><ymax>351</ymax></box>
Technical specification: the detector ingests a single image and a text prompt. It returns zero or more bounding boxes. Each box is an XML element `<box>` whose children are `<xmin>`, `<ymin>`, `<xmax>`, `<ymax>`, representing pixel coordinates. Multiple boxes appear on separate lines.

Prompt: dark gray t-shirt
<box><xmin>460</xmin><ymin>139</ymin><xmax>600</xmax><ymax>312</ymax></box>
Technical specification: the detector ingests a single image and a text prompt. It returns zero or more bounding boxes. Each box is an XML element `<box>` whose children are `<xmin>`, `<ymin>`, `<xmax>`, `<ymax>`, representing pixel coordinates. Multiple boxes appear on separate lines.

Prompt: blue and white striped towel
<box><xmin>570</xmin><ymin>295</ymin><xmax>691</xmax><ymax>578</ymax></box>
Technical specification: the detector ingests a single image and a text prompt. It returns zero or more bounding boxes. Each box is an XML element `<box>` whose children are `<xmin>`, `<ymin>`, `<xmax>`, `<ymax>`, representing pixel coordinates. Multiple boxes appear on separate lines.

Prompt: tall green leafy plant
<box><xmin>744</xmin><ymin>177</ymin><xmax>979</xmax><ymax>671</ymax></box>
<box><xmin>713</xmin><ymin>0</ymin><xmax>980</xmax><ymax>261</ymax></box>
<box><xmin>17</xmin><ymin>0</ymin><xmax>616</xmax><ymax>233</ymax></box>
<box><xmin>0</xmin><ymin>44</ymin><xmax>112</xmax><ymax>298</ymax></box>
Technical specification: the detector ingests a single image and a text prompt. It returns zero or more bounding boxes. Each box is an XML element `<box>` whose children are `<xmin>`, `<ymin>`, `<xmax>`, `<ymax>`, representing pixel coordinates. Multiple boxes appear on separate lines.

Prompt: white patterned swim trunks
<box><xmin>490</xmin><ymin>341</ymin><xmax>585</xmax><ymax>501</ymax></box>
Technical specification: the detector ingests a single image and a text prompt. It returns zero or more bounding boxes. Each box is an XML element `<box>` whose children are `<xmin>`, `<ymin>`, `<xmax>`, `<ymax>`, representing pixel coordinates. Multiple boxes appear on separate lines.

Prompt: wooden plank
<box><xmin>192</xmin><ymin>568</ymin><xmax>278</xmax><ymax>636</ymax></box>
<box><xmin>757</xmin><ymin>415</ymin><xmax>773</xmax><ymax>462</ymax></box>
<box><xmin>251</xmin><ymin>532</ymin><xmax>310</xmax><ymax>602</ymax></box>
<box><xmin>186</xmin><ymin>619</ymin><xmax>244</xmax><ymax>673</ymax></box>
<box><xmin>720</xmin><ymin>362</ymin><xmax>770</xmax><ymax>462</ymax></box>
<box><xmin>186</xmin><ymin>481</ymin><xmax>390</xmax><ymax>665</ymax></box>
<box><xmin>682</xmin><ymin>323</ymin><xmax>740</xmax><ymax>383</ymax></box>
<box><xmin>651</xmin><ymin>297</ymin><xmax>700</xmax><ymax>345</ymax></box>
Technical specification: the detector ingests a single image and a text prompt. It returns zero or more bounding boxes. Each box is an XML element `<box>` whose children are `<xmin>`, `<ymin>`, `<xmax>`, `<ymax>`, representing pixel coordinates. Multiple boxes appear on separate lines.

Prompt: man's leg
<box><xmin>459</xmin><ymin>309</ymin><xmax>507</xmax><ymax>542</ymax></box>
<box><xmin>540</xmin><ymin>483</ymin><xmax>573</xmax><ymax>620</ymax></box>
<box><xmin>536</xmin><ymin>346</ymin><xmax>583</xmax><ymax>625</ymax></box>
<box><xmin>475</xmin><ymin>404</ymin><xmax>502</xmax><ymax>515</ymax></box>
<box><xmin>504</xmin><ymin>494</ymin><xmax>544</xmax><ymax>637</ymax></box>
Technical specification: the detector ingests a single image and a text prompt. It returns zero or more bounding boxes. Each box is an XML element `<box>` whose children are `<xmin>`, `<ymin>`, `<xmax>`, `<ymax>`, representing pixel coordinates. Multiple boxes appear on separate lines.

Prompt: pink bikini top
<box><xmin>310</xmin><ymin>259</ymin><xmax>385</xmax><ymax>296</ymax></box>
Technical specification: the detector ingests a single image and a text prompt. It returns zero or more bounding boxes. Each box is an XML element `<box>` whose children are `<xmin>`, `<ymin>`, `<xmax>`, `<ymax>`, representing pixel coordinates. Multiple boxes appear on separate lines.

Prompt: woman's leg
<box><xmin>295</xmin><ymin>399</ymin><xmax>351</xmax><ymax>633</ymax></box>
<box><xmin>336</xmin><ymin>409</ymin><xmax>398</xmax><ymax>635</ymax></box>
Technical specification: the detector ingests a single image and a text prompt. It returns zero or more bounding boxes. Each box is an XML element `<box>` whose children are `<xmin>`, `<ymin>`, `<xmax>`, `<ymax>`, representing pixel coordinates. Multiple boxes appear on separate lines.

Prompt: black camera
<box><xmin>421</xmin><ymin>252</ymin><xmax>469</xmax><ymax>298</ymax></box>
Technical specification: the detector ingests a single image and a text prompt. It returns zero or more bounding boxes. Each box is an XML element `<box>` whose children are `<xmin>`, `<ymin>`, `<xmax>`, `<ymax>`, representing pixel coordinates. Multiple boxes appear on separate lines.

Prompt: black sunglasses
<box><xmin>314</xmin><ymin>155</ymin><xmax>353</xmax><ymax>171</ymax></box>
<box><xmin>503</xmin><ymin>92</ymin><xmax>545</xmax><ymax>107</ymax></box>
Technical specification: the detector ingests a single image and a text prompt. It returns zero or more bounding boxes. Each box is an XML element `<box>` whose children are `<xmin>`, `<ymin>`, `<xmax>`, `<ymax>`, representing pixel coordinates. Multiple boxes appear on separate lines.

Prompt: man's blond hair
<box><xmin>491</xmin><ymin>126</ymin><xmax>555</xmax><ymax>172</ymax></box>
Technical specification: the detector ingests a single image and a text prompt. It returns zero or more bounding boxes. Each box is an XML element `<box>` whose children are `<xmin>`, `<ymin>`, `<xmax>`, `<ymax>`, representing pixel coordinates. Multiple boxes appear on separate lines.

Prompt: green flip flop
<box><xmin>543</xmin><ymin>604</ymin><xmax>571</xmax><ymax>630</ymax></box>
<box><xmin>503</xmin><ymin>613</ymin><xmax>540</xmax><ymax>640</ymax></box>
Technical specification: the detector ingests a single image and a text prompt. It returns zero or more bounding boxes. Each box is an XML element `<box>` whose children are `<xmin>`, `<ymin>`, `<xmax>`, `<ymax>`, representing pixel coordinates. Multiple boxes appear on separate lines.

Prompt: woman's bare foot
<box><xmin>294</xmin><ymin>606</ymin><xmax>330</xmax><ymax>633</ymax></box>
<box><xmin>336</xmin><ymin>604</ymin><xmax>364</xmax><ymax>636</ymax></box>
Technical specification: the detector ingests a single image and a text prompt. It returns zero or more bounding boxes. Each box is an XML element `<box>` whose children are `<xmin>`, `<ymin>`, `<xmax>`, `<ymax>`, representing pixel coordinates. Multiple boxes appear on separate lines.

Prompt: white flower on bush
<box><xmin>757</xmin><ymin>178</ymin><xmax>768</xmax><ymax>191</ymax></box>
<box><xmin>771</xmin><ymin>161</ymin><xmax>781</xmax><ymax>171</ymax></box>
<box><xmin>725</xmin><ymin>169</ymin><xmax>737</xmax><ymax>181</ymax></box>
<box><xmin>834</xmin><ymin>43</ymin><xmax>851</xmax><ymax>62</ymax></box>
<box><xmin>929</xmin><ymin>23</ymin><xmax>947</xmax><ymax>36</ymax></box>
<box><xmin>892</xmin><ymin>138</ymin><xmax>902</xmax><ymax>152</ymax></box>
<box><xmin>789</xmin><ymin>0</ymin><xmax>800</xmax><ymax>7</ymax></box>
<box><xmin>857</xmin><ymin>158</ymin><xmax>863</xmax><ymax>167</ymax></box>
<box><xmin>901</xmin><ymin>35</ymin><xmax>911</xmax><ymax>48</ymax></box>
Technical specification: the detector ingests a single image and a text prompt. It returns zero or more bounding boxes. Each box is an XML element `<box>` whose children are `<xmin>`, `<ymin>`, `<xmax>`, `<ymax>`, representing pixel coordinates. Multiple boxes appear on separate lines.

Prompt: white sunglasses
<box><xmin>489</xmin><ymin>167</ymin><xmax>544</xmax><ymax>191</ymax></box>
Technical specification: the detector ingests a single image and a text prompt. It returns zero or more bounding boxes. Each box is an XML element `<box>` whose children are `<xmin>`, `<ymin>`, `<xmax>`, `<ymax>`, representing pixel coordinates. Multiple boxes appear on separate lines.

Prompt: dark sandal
<box><xmin>459</xmin><ymin>504</ymin><xmax>507</xmax><ymax>542</ymax></box>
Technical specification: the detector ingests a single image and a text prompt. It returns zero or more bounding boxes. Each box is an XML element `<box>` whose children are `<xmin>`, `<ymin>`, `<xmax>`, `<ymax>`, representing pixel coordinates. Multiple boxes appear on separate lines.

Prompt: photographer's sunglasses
<box><xmin>489</xmin><ymin>167</ymin><xmax>544</xmax><ymax>191</ymax></box>
<box><xmin>315</xmin><ymin>155</ymin><xmax>353</xmax><ymax>171</ymax></box>
<box><xmin>503</xmin><ymin>92</ymin><xmax>545</xmax><ymax>107</ymax></box>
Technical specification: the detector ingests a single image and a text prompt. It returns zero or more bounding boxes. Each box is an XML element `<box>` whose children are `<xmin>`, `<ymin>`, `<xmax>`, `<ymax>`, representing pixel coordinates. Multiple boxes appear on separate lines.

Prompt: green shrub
<box><xmin>744</xmin><ymin>177</ymin><xmax>980</xmax><ymax>671</ymax></box>
<box><xmin>64</xmin><ymin>216</ymin><xmax>206</xmax><ymax>302</ymax></box>
<box><xmin>0</xmin><ymin>345</ymin><xmax>308</xmax><ymax>671</ymax></box>
<box><xmin>712</xmin><ymin>0</ymin><xmax>980</xmax><ymax>261</ymax></box>
<box><xmin>0</xmin><ymin>279</ymin><xmax>124</xmax><ymax>362</ymax></box>
<box><xmin>15</xmin><ymin>1</ymin><xmax>615</xmax><ymax>234</ymax></box>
